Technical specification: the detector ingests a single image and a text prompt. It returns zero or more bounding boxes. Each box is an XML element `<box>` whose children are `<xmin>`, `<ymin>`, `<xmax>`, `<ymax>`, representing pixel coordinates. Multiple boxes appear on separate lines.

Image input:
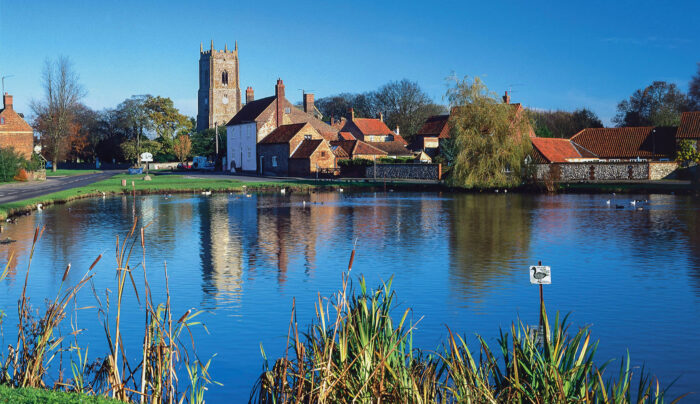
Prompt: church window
<box><xmin>222</xmin><ymin>71</ymin><xmax>229</xmax><ymax>86</ymax></box>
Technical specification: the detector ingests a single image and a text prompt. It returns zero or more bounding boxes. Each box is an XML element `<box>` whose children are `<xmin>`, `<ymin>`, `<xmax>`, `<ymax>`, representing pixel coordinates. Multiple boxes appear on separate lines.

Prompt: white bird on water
<box><xmin>339</xmin><ymin>188</ymin><xmax>344</xmax><ymax>193</ymax></box>
<box><xmin>630</xmin><ymin>200</ymin><xmax>636</xmax><ymax>206</ymax></box>
<box><xmin>280</xmin><ymin>188</ymin><xmax>286</xmax><ymax>195</ymax></box>
<box><xmin>36</xmin><ymin>204</ymin><xmax>43</xmax><ymax>211</ymax></box>
<box><xmin>202</xmin><ymin>190</ymin><xmax>212</xmax><ymax>196</ymax></box>
<box><xmin>606</xmin><ymin>200</ymin><xmax>611</xmax><ymax>205</ymax></box>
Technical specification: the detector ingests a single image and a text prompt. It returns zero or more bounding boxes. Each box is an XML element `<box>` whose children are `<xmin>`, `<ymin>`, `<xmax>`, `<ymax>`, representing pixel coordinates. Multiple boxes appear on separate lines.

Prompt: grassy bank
<box><xmin>0</xmin><ymin>385</ymin><xmax>119</xmax><ymax>403</ymax></box>
<box><xmin>45</xmin><ymin>169</ymin><xmax>103</xmax><ymax>177</ymax></box>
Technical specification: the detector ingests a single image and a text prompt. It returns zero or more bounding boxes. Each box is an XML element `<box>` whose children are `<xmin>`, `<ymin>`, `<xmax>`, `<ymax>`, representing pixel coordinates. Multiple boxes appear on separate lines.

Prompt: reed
<box><xmin>250</xmin><ymin>246</ymin><xmax>686</xmax><ymax>403</ymax></box>
<box><xmin>0</xmin><ymin>219</ymin><xmax>216</xmax><ymax>403</ymax></box>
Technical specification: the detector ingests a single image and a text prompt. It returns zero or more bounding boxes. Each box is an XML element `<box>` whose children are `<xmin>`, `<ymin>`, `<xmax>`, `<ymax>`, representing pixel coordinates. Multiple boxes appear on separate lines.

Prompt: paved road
<box><xmin>0</xmin><ymin>171</ymin><xmax>119</xmax><ymax>204</ymax></box>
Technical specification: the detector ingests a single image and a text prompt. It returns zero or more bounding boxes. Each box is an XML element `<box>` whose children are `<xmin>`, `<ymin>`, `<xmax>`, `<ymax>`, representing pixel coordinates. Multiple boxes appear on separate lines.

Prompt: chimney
<box><xmin>276</xmin><ymin>79</ymin><xmax>285</xmax><ymax>127</ymax></box>
<box><xmin>330</xmin><ymin>116</ymin><xmax>335</xmax><ymax>126</ymax></box>
<box><xmin>303</xmin><ymin>93</ymin><xmax>315</xmax><ymax>114</ymax></box>
<box><xmin>348</xmin><ymin>107</ymin><xmax>355</xmax><ymax>121</ymax></box>
<box><xmin>3</xmin><ymin>93</ymin><xmax>12</xmax><ymax>110</ymax></box>
<box><xmin>503</xmin><ymin>91</ymin><xmax>510</xmax><ymax>104</ymax></box>
<box><xmin>246</xmin><ymin>86</ymin><xmax>254</xmax><ymax>104</ymax></box>
<box><xmin>378</xmin><ymin>112</ymin><xmax>383</xmax><ymax>122</ymax></box>
<box><xmin>395</xmin><ymin>126</ymin><xmax>400</xmax><ymax>135</ymax></box>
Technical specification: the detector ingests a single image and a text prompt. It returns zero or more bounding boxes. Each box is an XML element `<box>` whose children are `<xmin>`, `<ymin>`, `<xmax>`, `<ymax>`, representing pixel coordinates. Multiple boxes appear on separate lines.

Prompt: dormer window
<box><xmin>222</xmin><ymin>71</ymin><xmax>229</xmax><ymax>86</ymax></box>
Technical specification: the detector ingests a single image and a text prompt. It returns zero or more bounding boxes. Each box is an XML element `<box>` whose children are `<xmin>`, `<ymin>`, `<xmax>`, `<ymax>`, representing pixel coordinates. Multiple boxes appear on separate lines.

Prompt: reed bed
<box><xmin>0</xmin><ymin>218</ymin><xmax>216</xmax><ymax>403</ymax></box>
<box><xmin>249</xmin><ymin>244</ymin><xmax>686</xmax><ymax>404</ymax></box>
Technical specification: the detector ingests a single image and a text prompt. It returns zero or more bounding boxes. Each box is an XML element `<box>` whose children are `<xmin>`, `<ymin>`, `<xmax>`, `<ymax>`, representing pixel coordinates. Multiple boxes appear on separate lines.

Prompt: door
<box><xmin>259</xmin><ymin>156</ymin><xmax>264</xmax><ymax>175</ymax></box>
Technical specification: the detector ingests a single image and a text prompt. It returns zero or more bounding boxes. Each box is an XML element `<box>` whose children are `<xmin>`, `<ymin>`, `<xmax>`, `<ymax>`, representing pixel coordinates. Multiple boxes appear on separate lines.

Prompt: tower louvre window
<box><xmin>222</xmin><ymin>71</ymin><xmax>229</xmax><ymax>86</ymax></box>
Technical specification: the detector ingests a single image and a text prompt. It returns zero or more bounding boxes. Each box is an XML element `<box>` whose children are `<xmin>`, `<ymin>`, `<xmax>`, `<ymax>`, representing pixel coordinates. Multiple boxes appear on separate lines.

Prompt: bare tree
<box><xmin>31</xmin><ymin>56</ymin><xmax>86</xmax><ymax>171</ymax></box>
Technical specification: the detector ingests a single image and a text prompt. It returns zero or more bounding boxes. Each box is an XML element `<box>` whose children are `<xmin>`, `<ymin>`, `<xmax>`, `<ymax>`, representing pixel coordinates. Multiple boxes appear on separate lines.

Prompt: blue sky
<box><xmin>1</xmin><ymin>0</ymin><xmax>698</xmax><ymax>125</ymax></box>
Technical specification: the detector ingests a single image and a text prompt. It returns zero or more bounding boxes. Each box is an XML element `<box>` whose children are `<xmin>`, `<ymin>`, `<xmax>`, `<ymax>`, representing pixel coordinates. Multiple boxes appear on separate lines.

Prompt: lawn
<box><xmin>46</xmin><ymin>169</ymin><xmax>103</xmax><ymax>177</ymax></box>
<box><xmin>0</xmin><ymin>385</ymin><xmax>118</xmax><ymax>403</ymax></box>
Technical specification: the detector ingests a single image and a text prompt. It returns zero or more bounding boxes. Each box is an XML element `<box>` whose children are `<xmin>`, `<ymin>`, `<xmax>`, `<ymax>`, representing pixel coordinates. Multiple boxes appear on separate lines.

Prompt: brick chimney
<box><xmin>246</xmin><ymin>87</ymin><xmax>254</xmax><ymax>104</ymax></box>
<box><xmin>275</xmin><ymin>79</ymin><xmax>285</xmax><ymax>127</ymax></box>
<box><xmin>378</xmin><ymin>112</ymin><xmax>383</xmax><ymax>122</ymax></box>
<box><xmin>303</xmin><ymin>93</ymin><xmax>314</xmax><ymax>114</ymax></box>
<box><xmin>348</xmin><ymin>107</ymin><xmax>355</xmax><ymax>121</ymax></box>
<box><xmin>3</xmin><ymin>93</ymin><xmax>13</xmax><ymax>110</ymax></box>
<box><xmin>503</xmin><ymin>91</ymin><xmax>510</xmax><ymax>104</ymax></box>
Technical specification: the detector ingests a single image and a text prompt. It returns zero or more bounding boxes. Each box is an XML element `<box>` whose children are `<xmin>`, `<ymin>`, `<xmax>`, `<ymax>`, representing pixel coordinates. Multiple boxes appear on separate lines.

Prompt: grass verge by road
<box><xmin>0</xmin><ymin>173</ymin><xmax>422</xmax><ymax>220</ymax></box>
<box><xmin>0</xmin><ymin>385</ymin><xmax>119</xmax><ymax>403</ymax></box>
<box><xmin>45</xmin><ymin>169</ymin><xmax>103</xmax><ymax>177</ymax></box>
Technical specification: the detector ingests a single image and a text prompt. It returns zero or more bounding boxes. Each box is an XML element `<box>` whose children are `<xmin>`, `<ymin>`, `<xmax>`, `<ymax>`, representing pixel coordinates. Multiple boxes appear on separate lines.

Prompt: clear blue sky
<box><xmin>1</xmin><ymin>0</ymin><xmax>698</xmax><ymax>125</ymax></box>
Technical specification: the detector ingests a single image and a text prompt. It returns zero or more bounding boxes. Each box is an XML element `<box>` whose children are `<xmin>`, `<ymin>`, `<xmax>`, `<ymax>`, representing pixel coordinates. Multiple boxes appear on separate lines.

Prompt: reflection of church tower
<box><xmin>196</xmin><ymin>41</ymin><xmax>242</xmax><ymax>131</ymax></box>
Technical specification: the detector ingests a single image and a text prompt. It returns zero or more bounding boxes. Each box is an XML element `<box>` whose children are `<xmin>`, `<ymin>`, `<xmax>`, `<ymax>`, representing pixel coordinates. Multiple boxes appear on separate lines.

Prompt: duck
<box><xmin>0</xmin><ymin>237</ymin><xmax>16</xmax><ymax>245</ymax></box>
<box><xmin>630</xmin><ymin>200</ymin><xmax>636</xmax><ymax>206</ymax></box>
<box><xmin>280</xmin><ymin>188</ymin><xmax>286</xmax><ymax>195</ymax></box>
<box><xmin>36</xmin><ymin>203</ymin><xmax>43</xmax><ymax>211</ymax></box>
<box><xmin>339</xmin><ymin>188</ymin><xmax>344</xmax><ymax>193</ymax></box>
<box><xmin>615</xmin><ymin>204</ymin><xmax>625</xmax><ymax>209</ymax></box>
<box><xmin>246</xmin><ymin>194</ymin><xmax>252</xmax><ymax>198</ymax></box>
<box><xmin>531</xmin><ymin>267</ymin><xmax>548</xmax><ymax>280</ymax></box>
<box><xmin>605</xmin><ymin>200</ymin><xmax>611</xmax><ymax>205</ymax></box>
<box><xmin>201</xmin><ymin>190</ymin><xmax>212</xmax><ymax>196</ymax></box>
<box><xmin>636</xmin><ymin>206</ymin><xmax>644</xmax><ymax>211</ymax></box>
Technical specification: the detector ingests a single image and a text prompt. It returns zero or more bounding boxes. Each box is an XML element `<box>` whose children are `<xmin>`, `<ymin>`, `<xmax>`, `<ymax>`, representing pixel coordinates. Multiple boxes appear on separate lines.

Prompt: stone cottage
<box><xmin>257</xmin><ymin>122</ymin><xmax>324</xmax><ymax>176</ymax></box>
<box><xmin>289</xmin><ymin>139</ymin><xmax>336</xmax><ymax>177</ymax></box>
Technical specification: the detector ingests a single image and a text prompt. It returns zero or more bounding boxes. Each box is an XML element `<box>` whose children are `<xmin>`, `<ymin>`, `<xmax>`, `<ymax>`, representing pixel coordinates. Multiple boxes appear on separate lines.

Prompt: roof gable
<box><xmin>226</xmin><ymin>96</ymin><xmax>276</xmax><ymax>126</ymax></box>
<box><xmin>259</xmin><ymin>123</ymin><xmax>309</xmax><ymax>144</ymax></box>
<box><xmin>570</xmin><ymin>127</ymin><xmax>677</xmax><ymax>159</ymax></box>
<box><xmin>417</xmin><ymin>114</ymin><xmax>450</xmax><ymax>138</ymax></box>
<box><xmin>530</xmin><ymin>137</ymin><xmax>593</xmax><ymax>163</ymax></box>
<box><xmin>0</xmin><ymin>107</ymin><xmax>32</xmax><ymax>132</ymax></box>
<box><xmin>290</xmin><ymin>139</ymin><xmax>324</xmax><ymax>159</ymax></box>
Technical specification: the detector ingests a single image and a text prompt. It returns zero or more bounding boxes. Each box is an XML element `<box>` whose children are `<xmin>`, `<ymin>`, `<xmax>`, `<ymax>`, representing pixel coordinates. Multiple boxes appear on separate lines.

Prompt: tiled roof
<box><xmin>570</xmin><ymin>127</ymin><xmax>677</xmax><ymax>159</ymax></box>
<box><xmin>226</xmin><ymin>96</ymin><xmax>276</xmax><ymax>126</ymax></box>
<box><xmin>366</xmin><ymin>140</ymin><xmax>412</xmax><ymax>156</ymax></box>
<box><xmin>331</xmin><ymin>144</ymin><xmax>349</xmax><ymax>158</ymax></box>
<box><xmin>677</xmin><ymin>111</ymin><xmax>700</xmax><ymax>139</ymax></box>
<box><xmin>353</xmin><ymin>118</ymin><xmax>394</xmax><ymax>136</ymax></box>
<box><xmin>393</xmin><ymin>133</ymin><xmax>408</xmax><ymax>145</ymax></box>
<box><xmin>417</xmin><ymin>114</ymin><xmax>450</xmax><ymax>138</ymax></box>
<box><xmin>530</xmin><ymin>137</ymin><xmax>596</xmax><ymax>163</ymax></box>
<box><xmin>339</xmin><ymin>131</ymin><xmax>355</xmax><ymax>140</ymax></box>
<box><xmin>259</xmin><ymin>123</ymin><xmax>308</xmax><ymax>144</ymax></box>
<box><xmin>329</xmin><ymin>140</ymin><xmax>356</xmax><ymax>157</ymax></box>
<box><xmin>290</xmin><ymin>139</ymin><xmax>323</xmax><ymax>159</ymax></box>
<box><xmin>330</xmin><ymin>139</ymin><xmax>387</xmax><ymax>157</ymax></box>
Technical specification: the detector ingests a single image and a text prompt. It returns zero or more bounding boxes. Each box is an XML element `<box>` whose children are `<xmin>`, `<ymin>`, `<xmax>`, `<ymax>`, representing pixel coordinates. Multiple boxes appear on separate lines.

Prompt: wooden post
<box><xmin>538</xmin><ymin>260</ymin><xmax>544</xmax><ymax>334</ymax></box>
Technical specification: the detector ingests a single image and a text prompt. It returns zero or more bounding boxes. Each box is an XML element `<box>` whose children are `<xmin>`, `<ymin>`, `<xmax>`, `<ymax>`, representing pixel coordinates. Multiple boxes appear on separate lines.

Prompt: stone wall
<box><xmin>649</xmin><ymin>162</ymin><xmax>678</xmax><ymax>180</ymax></box>
<box><xmin>534</xmin><ymin>162</ymin><xmax>652</xmax><ymax>181</ymax></box>
<box><xmin>364</xmin><ymin>164</ymin><xmax>441</xmax><ymax>180</ymax></box>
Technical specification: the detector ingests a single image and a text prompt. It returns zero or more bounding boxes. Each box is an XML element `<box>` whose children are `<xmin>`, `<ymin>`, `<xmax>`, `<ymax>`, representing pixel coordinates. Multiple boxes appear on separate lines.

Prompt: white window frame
<box><xmin>272</xmin><ymin>156</ymin><xmax>278</xmax><ymax>167</ymax></box>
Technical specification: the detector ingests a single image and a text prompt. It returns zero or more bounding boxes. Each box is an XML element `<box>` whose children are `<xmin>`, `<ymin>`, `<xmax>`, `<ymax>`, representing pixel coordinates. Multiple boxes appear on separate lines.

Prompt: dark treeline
<box><xmin>529</xmin><ymin>108</ymin><xmax>603</xmax><ymax>138</ymax></box>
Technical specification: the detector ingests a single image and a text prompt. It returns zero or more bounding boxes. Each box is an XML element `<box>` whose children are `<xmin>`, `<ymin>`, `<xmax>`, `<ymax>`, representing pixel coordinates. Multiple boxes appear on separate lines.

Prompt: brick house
<box><xmin>411</xmin><ymin>114</ymin><xmax>450</xmax><ymax>155</ymax></box>
<box><xmin>289</xmin><ymin>139</ymin><xmax>336</xmax><ymax>177</ymax></box>
<box><xmin>569</xmin><ymin>127</ymin><xmax>677</xmax><ymax>161</ymax></box>
<box><xmin>225</xmin><ymin>79</ymin><xmax>337</xmax><ymax>173</ymax></box>
<box><xmin>530</xmin><ymin>137</ymin><xmax>598</xmax><ymax>163</ymax></box>
<box><xmin>329</xmin><ymin>139</ymin><xmax>387</xmax><ymax>161</ymax></box>
<box><xmin>677</xmin><ymin>111</ymin><xmax>700</xmax><ymax>149</ymax></box>
<box><xmin>257</xmin><ymin>122</ymin><xmax>324</xmax><ymax>176</ymax></box>
<box><xmin>0</xmin><ymin>93</ymin><xmax>33</xmax><ymax>159</ymax></box>
<box><xmin>332</xmin><ymin>109</ymin><xmax>411</xmax><ymax>158</ymax></box>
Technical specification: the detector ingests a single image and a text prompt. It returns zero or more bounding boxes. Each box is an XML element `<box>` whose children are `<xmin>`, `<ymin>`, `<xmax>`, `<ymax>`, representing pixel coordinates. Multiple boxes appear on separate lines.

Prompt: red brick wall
<box><xmin>0</xmin><ymin>132</ymin><xmax>33</xmax><ymax>159</ymax></box>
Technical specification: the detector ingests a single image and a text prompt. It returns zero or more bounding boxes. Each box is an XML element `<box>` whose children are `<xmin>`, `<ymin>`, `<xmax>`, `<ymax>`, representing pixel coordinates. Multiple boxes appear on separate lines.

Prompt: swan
<box><xmin>280</xmin><ymin>188</ymin><xmax>286</xmax><ymax>195</ymax></box>
<box><xmin>605</xmin><ymin>200</ymin><xmax>611</xmax><ymax>205</ymax></box>
<box><xmin>36</xmin><ymin>204</ymin><xmax>43</xmax><ymax>211</ymax></box>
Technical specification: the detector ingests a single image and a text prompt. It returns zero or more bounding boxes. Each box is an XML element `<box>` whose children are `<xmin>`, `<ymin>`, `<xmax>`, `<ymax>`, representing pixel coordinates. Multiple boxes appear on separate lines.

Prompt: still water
<box><xmin>1</xmin><ymin>192</ymin><xmax>699</xmax><ymax>401</ymax></box>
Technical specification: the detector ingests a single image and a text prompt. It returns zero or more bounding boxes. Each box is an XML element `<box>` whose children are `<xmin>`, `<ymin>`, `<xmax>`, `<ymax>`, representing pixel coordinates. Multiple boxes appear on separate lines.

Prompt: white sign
<box><xmin>529</xmin><ymin>265</ymin><xmax>551</xmax><ymax>285</ymax></box>
<box><xmin>140</xmin><ymin>152</ymin><xmax>153</xmax><ymax>162</ymax></box>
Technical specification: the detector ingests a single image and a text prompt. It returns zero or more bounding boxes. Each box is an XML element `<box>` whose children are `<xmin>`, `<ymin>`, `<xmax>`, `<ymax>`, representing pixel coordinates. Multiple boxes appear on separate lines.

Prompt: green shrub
<box><xmin>338</xmin><ymin>158</ymin><xmax>373</xmax><ymax>167</ymax></box>
<box><xmin>377</xmin><ymin>156</ymin><xmax>415</xmax><ymax>164</ymax></box>
<box><xmin>0</xmin><ymin>147</ymin><xmax>25</xmax><ymax>182</ymax></box>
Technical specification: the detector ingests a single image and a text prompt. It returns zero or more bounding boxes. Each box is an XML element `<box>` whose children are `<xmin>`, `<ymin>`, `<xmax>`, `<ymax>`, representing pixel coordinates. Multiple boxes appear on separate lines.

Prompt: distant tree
<box><xmin>191</xmin><ymin>126</ymin><xmax>226</xmax><ymax>158</ymax></box>
<box><xmin>120</xmin><ymin>138</ymin><xmax>161</xmax><ymax>163</ymax></box>
<box><xmin>316</xmin><ymin>92</ymin><xmax>378</xmax><ymax>121</ymax></box>
<box><xmin>31</xmin><ymin>56</ymin><xmax>87</xmax><ymax>171</ymax></box>
<box><xmin>115</xmin><ymin>95</ymin><xmax>151</xmax><ymax>164</ymax></box>
<box><xmin>67</xmin><ymin>104</ymin><xmax>99</xmax><ymax>162</ymax></box>
<box><xmin>143</xmin><ymin>95</ymin><xmax>189</xmax><ymax>155</ymax></box>
<box><xmin>613</xmin><ymin>81</ymin><xmax>690</xmax><ymax>127</ymax></box>
<box><xmin>173</xmin><ymin>134</ymin><xmax>192</xmax><ymax>163</ymax></box>
<box><xmin>374</xmin><ymin>79</ymin><xmax>444</xmax><ymax>141</ymax></box>
<box><xmin>447</xmin><ymin>77</ymin><xmax>532</xmax><ymax>188</ymax></box>
<box><xmin>689</xmin><ymin>63</ymin><xmax>700</xmax><ymax>109</ymax></box>
<box><xmin>530</xmin><ymin>108</ymin><xmax>603</xmax><ymax>138</ymax></box>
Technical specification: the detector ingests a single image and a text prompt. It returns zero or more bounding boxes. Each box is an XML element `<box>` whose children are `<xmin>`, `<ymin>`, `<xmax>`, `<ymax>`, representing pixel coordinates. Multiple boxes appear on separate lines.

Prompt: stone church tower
<box><xmin>196</xmin><ymin>41</ymin><xmax>242</xmax><ymax>131</ymax></box>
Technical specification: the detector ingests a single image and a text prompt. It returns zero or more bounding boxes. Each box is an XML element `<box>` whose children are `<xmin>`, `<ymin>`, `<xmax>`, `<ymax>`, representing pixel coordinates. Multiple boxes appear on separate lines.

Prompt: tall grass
<box><xmin>0</xmin><ymin>218</ymin><xmax>216</xmax><ymax>403</ymax></box>
<box><xmin>250</xmin><ymin>245</ymin><xmax>687</xmax><ymax>403</ymax></box>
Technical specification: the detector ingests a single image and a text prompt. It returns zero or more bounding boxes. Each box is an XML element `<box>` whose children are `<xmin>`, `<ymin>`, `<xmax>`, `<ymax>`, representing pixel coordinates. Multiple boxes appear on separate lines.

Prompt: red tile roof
<box><xmin>330</xmin><ymin>139</ymin><xmax>387</xmax><ymax>158</ymax></box>
<box><xmin>530</xmin><ymin>137</ymin><xmax>596</xmax><ymax>163</ymax></box>
<box><xmin>339</xmin><ymin>131</ymin><xmax>355</xmax><ymax>140</ymax></box>
<box><xmin>290</xmin><ymin>139</ymin><xmax>323</xmax><ymax>159</ymax></box>
<box><xmin>353</xmin><ymin>118</ymin><xmax>394</xmax><ymax>136</ymax></box>
<box><xmin>330</xmin><ymin>143</ymin><xmax>349</xmax><ymax>157</ymax></box>
<box><xmin>677</xmin><ymin>111</ymin><xmax>700</xmax><ymax>139</ymax></box>
<box><xmin>570</xmin><ymin>127</ymin><xmax>677</xmax><ymax>159</ymax></box>
<box><xmin>417</xmin><ymin>114</ymin><xmax>450</xmax><ymax>138</ymax></box>
<box><xmin>259</xmin><ymin>123</ymin><xmax>308</xmax><ymax>144</ymax></box>
<box><xmin>366</xmin><ymin>140</ymin><xmax>412</xmax><ymax>156</ymax></box>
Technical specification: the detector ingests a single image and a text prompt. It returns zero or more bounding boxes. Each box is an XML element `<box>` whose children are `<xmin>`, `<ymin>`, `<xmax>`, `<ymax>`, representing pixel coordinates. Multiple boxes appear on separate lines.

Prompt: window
<box><xmin>320</xmin><ymin>151</ymin><xmax>326</xmax><ymax>157</ymax></box>
<box><xmin>284</xmin><ymin>107</ymin><xmax>291</xmax><ymax>114</ymax></box>
<box><xmin>0</xmin><ymin>117</ymin><xmax>4</xmax><ymax>124</ymax></box>
<box><xmin>222</xmin><ymin>71</ymin><xmax>229</xmax><ymax>86</ymax></box>
<box><xmin>304</xmin><ymin>134</ymin><xmax>312</xmax><ymax>140</ymax></box>
<box><xmin>272</xmin><ymin>156</ymin><xmax>278</xmax><ymax>167</ymax></box>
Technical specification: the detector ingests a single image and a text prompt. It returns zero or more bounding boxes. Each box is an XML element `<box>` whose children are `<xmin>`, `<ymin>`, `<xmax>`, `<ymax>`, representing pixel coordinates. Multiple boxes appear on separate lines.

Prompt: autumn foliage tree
<box><xmin>173</xmin><ymin>134</ymin><xmax>192</xmax><ymax>163</ymax></box>
<box><xmin>447</xmin><ymin>77</ymin><xmax>532</xmax><ymax>189</ymax></box>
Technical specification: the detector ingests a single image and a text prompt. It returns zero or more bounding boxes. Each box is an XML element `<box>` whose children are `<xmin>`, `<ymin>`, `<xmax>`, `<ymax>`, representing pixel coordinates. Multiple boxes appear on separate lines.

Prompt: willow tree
<box><xmin>447</xmin><ymin>77</ymin><xmax>532</xmax><ymax>188</ymax></box>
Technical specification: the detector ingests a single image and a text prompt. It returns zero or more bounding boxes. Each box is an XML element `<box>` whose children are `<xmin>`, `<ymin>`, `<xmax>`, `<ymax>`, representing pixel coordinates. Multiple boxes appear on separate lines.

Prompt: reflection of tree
<box><xmin>448</xmin><ymin>194</ymin><xmax>534</xmax><ymax>301</ymax></box>
<box><xmin>670</xmin><ymin>197</ymin><xmax>700</xmax><ymax>292</ymax></box>
<box><xmin>0</xmin><ymin>213</ymin><xmax>38</xmax><ymax>280</ymax></box>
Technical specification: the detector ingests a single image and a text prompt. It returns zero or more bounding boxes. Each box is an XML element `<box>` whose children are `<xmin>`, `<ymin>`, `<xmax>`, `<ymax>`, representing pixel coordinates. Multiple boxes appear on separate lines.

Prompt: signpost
<box><xmin>140</xmin><ymin>152</ymin><xmax>153</xmax><ymax>175</ymax></box>
<box><xmin>529</xmin><ymin>261</ymin><xmax>551</xmax><ymax>345</ymax></box>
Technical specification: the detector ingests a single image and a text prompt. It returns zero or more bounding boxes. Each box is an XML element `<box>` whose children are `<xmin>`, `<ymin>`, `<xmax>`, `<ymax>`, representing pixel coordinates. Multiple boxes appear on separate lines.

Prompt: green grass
<box><xmin>45</xmin><ymin>169</ymin><xmax>102</xmax><ymax>177</ymax></box>
<box><xmin>0</xmin><ymin>385</ymin><xmax>119</xmax><ymax>403</ymax></box>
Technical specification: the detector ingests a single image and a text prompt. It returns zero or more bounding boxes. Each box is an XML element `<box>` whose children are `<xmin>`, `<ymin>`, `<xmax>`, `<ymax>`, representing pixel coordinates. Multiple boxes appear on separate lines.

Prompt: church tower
<box><xmin>196</xmin><ymin>40</ymin><xmax>242</xmax><ymax>131</ymax></box>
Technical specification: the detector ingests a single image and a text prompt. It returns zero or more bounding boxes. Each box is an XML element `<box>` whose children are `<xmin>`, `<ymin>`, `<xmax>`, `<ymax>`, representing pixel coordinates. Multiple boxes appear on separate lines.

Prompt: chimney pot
<box><xmin>276</xmin><ymin>79</ymin><xmax>286</xmax><ymax>127</ymax></box>
<box><xmin>3</xmin><ymin>94</ymin><xmax>13</xmax><ymax>110</ymax></box>
<box><xmin>503</xmin><ymin>91</ymin><xmax>511</xmax><ymax>104</ymax></box>
<box><xmin>349</xmin><ymin>107</ymin><xmax>355</xmax><ymax>121</ymax></box>
<box><xmin>379</xmin><ymin>112</ymin><xmax>383</xmax><ymax>122</ymax></box>
<box><xmin>246</xmin><ymin>86</ymin><xmax>255</xmax><ymax>104</ymax></box>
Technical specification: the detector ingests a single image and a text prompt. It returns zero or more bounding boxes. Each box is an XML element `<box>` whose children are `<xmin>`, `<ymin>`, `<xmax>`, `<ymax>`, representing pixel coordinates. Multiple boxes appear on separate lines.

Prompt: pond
<box><xmin>0</xmin><ymin>191</ymin><xmax>699</xmax><ymax>401</ymax></box>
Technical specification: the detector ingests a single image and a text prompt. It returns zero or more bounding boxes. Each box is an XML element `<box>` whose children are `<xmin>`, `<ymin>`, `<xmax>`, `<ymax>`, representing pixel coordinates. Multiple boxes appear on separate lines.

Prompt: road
<box><xmin>0</xmin><ymin>171</ymin><xmax>119</xmax><ymax>204</ymax></box>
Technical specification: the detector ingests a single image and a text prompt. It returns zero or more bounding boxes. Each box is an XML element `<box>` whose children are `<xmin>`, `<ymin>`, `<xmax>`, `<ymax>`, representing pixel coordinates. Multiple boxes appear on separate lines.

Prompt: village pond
<box><xmin>0</xmin><ymin>191</ymin><xmax>699</xmax><ymax>401</ymax></box>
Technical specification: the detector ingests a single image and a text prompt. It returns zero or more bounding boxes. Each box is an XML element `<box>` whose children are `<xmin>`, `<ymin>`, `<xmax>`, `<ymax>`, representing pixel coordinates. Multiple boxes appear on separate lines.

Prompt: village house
<box><xmin>676</xmin><ymin>111</ymin><xmax>700</xmax><ymax>149</ymax></box>
<box><xmin>288</xmin><ymin>138</ymin><xmax>336</xmax><ymax>177</ymax></box>
<box><xmin>257</xmin><ymin>123</ymin><xmax>323</xmax><ymax>176</ymax></box>
<box><xmin>0</xmin><ymin>93</ymin><xmax>33</xmax><ymax>159</ymax></box>
<box><xmin>225</xmin><ymin>79</ymin><xmax>337</xmax><ymax>173</ymax></box>
<box><xmin>332</xmin><ymin>110</ymin><xmax>412</xmax><ymax>158</ymax></box>
<box><xmin>329</xmin><ymin>139</ymin><xmax>387</xmax><ymax>161</ymax></box>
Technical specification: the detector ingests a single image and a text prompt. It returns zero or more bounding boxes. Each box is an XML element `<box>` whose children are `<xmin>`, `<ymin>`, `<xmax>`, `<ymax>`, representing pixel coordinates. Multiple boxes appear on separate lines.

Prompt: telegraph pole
<box><xmin>1</xmin><ymin>75</ymin><xmax>14</xmax><ymax>94</ymax></box>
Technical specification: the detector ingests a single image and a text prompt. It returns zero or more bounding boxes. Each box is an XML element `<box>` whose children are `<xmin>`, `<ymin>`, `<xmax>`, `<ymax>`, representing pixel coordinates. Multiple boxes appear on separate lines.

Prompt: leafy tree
<box><xmin>676</xmin><ymin>140</ymin><xmax>700</xmax><ymax>166</ymax></box>
<box><xmin>316</xmin><ymin>93</ymin><xmax>378</xmax><ymax>121</ymax></box>
<box><xmin>613</xmin><ymin>81</ymin><xmax>690</xmax><ymax>127</ymax></box>
<box><xmin>530</xmin><ymin>108</ymin><xmax>602</xmax><ymax>138</ymax></box>
<box><xmin>143</xmin><ymin>95</ymin><xmax>190</xmax><ymax>156</ymax></box>
<box><xmin>0</xmin><ymin>147</ymin><xmax>25</xmax><ymax>182</ymax></box>
<box><xmin>690</xmin><ymin>63</ymin><xmax>700</xmax><ymax>110</ymax></box>
<box><xmin>173</xmin><ymin>134</ymin><xmax>192</xmax><ymax>163</ymax></box>
<box><xmin>191</xmin><ymin>126</ymin><xmax>226</xmax><ymax>158</ymax></box>
<box><xmin>120</xmin><ymin>138</ymin><xmax>161</xmax><ymax>163</ymax></box>
<box><xmin>447</xmin><ymin>77</ymin><xmax>532</xmax><ymax>188</ymax></box>
<box><xmin>31</xmin><ymin>56</ymin><xmax>86</xmax><ymax>171</ymax></box>
<box><xmin>374</xmin><ymin>79</ymin><xmax>445</xmax><ymax>141</ymax></box>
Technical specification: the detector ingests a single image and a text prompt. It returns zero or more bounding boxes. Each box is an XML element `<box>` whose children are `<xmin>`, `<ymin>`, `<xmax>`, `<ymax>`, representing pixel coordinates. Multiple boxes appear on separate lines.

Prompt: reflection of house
<box><xmin>0</xmin><ymin>94</ymin><xmax>33</xmax><ymax>159</ymax></box>
<box><xmin>225</xmin><ymin>79</ymin><xmax>337</xmax><ymax>173</ymax></box>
